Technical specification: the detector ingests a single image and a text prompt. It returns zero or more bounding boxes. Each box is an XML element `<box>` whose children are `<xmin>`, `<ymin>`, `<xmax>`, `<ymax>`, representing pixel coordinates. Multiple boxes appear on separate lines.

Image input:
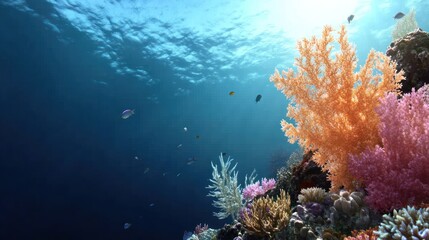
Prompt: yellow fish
<box><xmin>229</xmin><ymin>91</ymin><xmax>235</xmax><ymax>96</ymax></box>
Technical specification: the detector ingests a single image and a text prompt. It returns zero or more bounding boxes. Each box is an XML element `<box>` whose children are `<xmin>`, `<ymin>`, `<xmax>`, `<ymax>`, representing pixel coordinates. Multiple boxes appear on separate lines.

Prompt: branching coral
<box><xmin>241</xmin><ymin>189</ymin><xmax>291</xmax><ymax>237</ymax></box>
<box><xmin>375</xmin><ymin>206</ymin><xmax>429</xmax><ymax>239</ymax></box>
<box><xmin>349</xmin><ymin>86</ymin><xmax>429</xmax><ymax>212</ymax></box>
<box><xmin>207</xmin><ymin>154</ymin><xmax>244</xmax><ymax>220</ymax></box>
<box><xmin>270</xmin><ymin>25</ymin><xmax>403</xmax><ymax>191</ymax></box>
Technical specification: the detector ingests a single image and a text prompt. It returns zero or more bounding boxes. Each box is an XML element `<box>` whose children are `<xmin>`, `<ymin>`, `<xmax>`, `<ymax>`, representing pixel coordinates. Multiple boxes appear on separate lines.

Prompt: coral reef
<box><xmin>191</xmin><ymin>25</ymin><xmax>428</xmax><ymax>240</ymax></box>
<box><xmin>374</xmin><ymin>206</ymin><xmax>429</xmax><ymax>239</ymax></box>
<box><xmin>270</xmin><ymin>25</ymin><xmax>403</xmax><ymax>191</ymax></box>
<box><xmin>386</xmin><ymin>28</ymin><xmax>429</xmax><ymax>93</ymax></box>
<box><xmin>349</xmin><ymin>86</ymin><xmax>429</xmax><ymax>212</ymax></box>
<box><xmin>287</xmin><ymin>188</ymin><xmax>379</xmax><ymax>240</ymax></box>
<box><xmin>241</xmin><ymin>190</ymin><xmax>291</xmax><ymax>238</ymax></box>
<box><xmin>392</xmin><ymin>9</ymin><xmax>419</xmax><ymax>40</ymax></box>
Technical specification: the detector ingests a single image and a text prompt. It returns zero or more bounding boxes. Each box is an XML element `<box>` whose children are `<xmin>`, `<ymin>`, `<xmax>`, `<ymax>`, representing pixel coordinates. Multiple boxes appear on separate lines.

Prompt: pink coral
<box><xmin>194</xmin><ymin>223</ymin><xmax>208</xmax><ymax>235</ymax></box>
<box><xmin>349</xmin><ymin>86</ymin><xmax>429</xmax><ymax>212</ymax></box>
<box><xmin>344</xmin><ymin>227</ymin><xmax>378</xmax><ymax>240</ymax></box>
<box><xmin>242</xmin><ymin>178</ymin><xmax>276</xmax><ymax>201</ymax></box>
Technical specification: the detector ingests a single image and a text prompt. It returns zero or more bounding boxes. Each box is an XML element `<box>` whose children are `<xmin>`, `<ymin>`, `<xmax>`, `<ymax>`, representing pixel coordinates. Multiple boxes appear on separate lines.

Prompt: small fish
<box><xmin>221</xmin><ymin>152</ymin><xmax>228</xmax><ymax>157</ymax></box>
<box><xmin>162</xmin><ymin>172</ymin><xmax>167</xmax><ymax>176</ymax></box>
<box><xmin>347</xmin><ymin>14</ymin><xmax>354</xmax><ymax>23</ymax></box>
<box><xmin>184</xmin><ymin>127</ymin><xmax>188</xmax><ymax>132</ymax></box>
<box><xmin>121</xmin><ymin>109</ymin><xmax>135</xmax><ymax>119</ymax></box>
<box><xmin>176</xmin><ymin>173</ymin><xmax>181</xmax><ymax>177</ymax></box>
<box><xmin>255</xmin><ymin>94</ymin><xmax>262</xmax><ymax>103</ymax></box>
<box><xmin>134</xmin><ymin>156</ymin><xmax>139</xmax><ymax>160</ymax></box>
<box><xmin>229</xmin><ymin>91</ymin><xmax>235</xmax><ymax>96</ymax></box>
<box><xmin>124</xmin><ymin>223</ymin><xmax>131</xmax><ymax>230</ymax></box>
<box><xmin>186</xmin><ymin>157</ymin><xmax>197</xmax><ymax>165</ymax></box>
<box><xmin>144</xmin><ymin>168</ymin><xmax>150</xmax><ymax>174</ymax></box>
<box><xmin>93</xmin><ymin>80</ymin><xmax>108</xmax><ymax>86</ymax></box>
<box><xmin>176</xmin><ymin>144</ymin><xmax>183</xmax><ymax>149</ymax></box>
<box><xmin>394</xmin><ymin>12</ymin><xmax>405</xmax><ymax>19</ymax></box>
<box><xmin>196</xmin><ymin>135</ymin><xmax>200</xmax><ymax>139</ymax></box>
<box><xmin>149</xmin><ymin>203</ymin><xmax>155</xmax><ymax>207</ymax></box>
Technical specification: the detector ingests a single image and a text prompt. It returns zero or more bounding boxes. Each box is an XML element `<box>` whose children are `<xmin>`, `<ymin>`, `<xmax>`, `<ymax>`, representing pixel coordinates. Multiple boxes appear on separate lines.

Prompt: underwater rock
<box><xmin>272</xmin><ymin>150</ymin><xmax>331</xmax><ymax>206</ymax></box>
<box><xmin>217</xmin><ymin>222</ymin><xmax>245</xmax><ymax>240</ymax></box>
<box><xmin>290</xmin><ymin>151</ymin><xmax>331</xmax><ymax>205</ymax></box>
<box><xmin>386</xmin><ymin>28</ymin><xmax>429</xmax><ymax>93</ymax></box>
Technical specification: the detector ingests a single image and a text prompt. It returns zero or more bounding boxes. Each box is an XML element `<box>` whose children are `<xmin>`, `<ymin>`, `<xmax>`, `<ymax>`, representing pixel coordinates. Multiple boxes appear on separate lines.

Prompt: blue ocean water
<box><xmin>0</xmin><ymin>0</ymin><xmax>428</xmax><ymax>239</ymax></box>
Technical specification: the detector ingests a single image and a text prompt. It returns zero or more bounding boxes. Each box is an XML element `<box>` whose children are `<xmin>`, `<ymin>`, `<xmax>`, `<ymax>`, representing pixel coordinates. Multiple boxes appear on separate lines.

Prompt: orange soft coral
<box><xmin>270</xmin><ymin>25</ymin><xmax>403</xmax><ymax>191</ymax></box>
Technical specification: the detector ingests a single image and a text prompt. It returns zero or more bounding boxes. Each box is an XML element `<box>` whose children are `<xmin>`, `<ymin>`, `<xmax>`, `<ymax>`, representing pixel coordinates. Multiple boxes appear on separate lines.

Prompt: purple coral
<box><xmin>349</xmin><ymin>87</ymin><xmax>429</xmax><ymax>212</ymax></box>
<box><xmin>304</xmin><ymin>202</ymin><xmax>324</xmax><ymax>216</ymax></box>
<box><xmin>242</xmin><ymin>178</ymin><xmax>276</xmax><ymax>201</ymax></box>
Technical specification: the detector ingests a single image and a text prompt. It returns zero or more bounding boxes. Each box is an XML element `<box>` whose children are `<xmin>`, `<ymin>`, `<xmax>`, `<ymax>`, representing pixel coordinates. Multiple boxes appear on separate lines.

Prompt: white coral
<box><xmin>206</xmin><ymin>154</ymin><xmax>244</xmax><ymax>220</ymax></box>
<box><xmin>392</xmin><ymin>9</ymin><xmax>419</xmax><ymax>40</ymax></box>
<box><xmin>375</xmin><ymin>206</ymin><xmax>429</xmax><ymax>239</ymax></box>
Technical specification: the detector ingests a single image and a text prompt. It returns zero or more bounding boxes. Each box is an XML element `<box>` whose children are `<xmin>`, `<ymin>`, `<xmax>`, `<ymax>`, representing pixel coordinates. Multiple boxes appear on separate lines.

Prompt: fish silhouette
<box><xmin>347</xmin><ymin>14</ymin><xmax>354</xmax><ymax>23</ymax></box>
<box><xmin>394</xmin><ymin>12</ymin><xmax>405</xmax><ymax>19</ymax></box>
